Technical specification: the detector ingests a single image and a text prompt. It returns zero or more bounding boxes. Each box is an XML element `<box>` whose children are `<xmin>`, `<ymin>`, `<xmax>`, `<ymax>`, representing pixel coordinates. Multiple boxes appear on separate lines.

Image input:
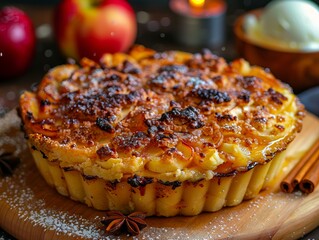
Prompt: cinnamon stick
<box><xmin>299</xmin><ymin>152</ymin><xmax>319</xmax><ymax>193</ymax></box>
<box><xmin>292</xmin><ymin>145</ymin><xmax>319</xmax><ymax>188</ymax></box>
<box><xmin>280</xmin><ymin>139</ymin><xmax>319</xmax><ymax>193</ymax></box>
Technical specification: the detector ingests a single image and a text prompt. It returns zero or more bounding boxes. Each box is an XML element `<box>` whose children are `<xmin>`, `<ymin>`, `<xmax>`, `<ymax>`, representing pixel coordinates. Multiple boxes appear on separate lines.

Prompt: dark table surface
<box><xmin>0</xmin><ymin>4</ymin><xmax>318</xmax><ymax>240</ymax></box>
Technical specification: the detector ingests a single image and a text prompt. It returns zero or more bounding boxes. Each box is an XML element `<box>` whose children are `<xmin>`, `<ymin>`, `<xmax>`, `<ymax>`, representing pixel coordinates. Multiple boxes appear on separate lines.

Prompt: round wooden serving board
<box><xmin>0</xmin><ymin>112</ymin><xmax>319</xmax><ymax>240</ymax></box>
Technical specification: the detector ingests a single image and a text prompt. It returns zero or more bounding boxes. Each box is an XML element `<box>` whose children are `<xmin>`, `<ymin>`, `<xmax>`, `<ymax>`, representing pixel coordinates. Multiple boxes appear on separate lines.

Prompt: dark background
<box><xmin>2</xmin><ymin>0</ymin><xmax>319</xmax><ymax>11</ymax></box>
<box><xmin>1</xmin><ymin>0</ymin><xmax>319</xmax><ymax>239</ymax></box>
<box><xmin>1</xmin><ymin>0</ymin><xmax>319</xmax><ymax>6</ymax></box>
<box><xmin>3</xmin><ymin>0</ymin><xmax>272</xmax><ymax>8</ymax></box>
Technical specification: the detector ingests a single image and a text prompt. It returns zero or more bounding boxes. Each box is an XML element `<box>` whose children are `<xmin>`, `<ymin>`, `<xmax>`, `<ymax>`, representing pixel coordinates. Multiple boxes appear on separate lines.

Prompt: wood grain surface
<box><xmin>0</xmin><ymin>112</ymin><xmax>319</xmax><ymax>240</ymax></box>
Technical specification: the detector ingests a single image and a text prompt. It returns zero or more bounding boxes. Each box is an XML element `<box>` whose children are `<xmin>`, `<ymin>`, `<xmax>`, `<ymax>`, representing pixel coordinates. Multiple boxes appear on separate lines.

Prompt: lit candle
<box><xmin>190</xmin><ymin>0</ymin><xmax>205</xmax><ymax>9</ymax></box>
<box><xmin>169</xmin><ymin>0</ymin><xmax>226</xmax><ymax>47</ymax></box>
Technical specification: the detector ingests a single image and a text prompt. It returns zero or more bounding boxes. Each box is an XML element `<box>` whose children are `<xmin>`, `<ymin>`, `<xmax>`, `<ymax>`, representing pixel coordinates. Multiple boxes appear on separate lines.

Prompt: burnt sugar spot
<box><xmin>96</xmin><ymin>117</ymin><xmax>114</xmax><ymax>133</ymax></box>
<box><xmin>160</xmin><ymin>106</ymin><xmax>205</xmax><ymax>129</ymax></box>
<box><xmin>190</xmin><ymin>88</ymin><xmax>231</xmax><ymax>104</ymax></box>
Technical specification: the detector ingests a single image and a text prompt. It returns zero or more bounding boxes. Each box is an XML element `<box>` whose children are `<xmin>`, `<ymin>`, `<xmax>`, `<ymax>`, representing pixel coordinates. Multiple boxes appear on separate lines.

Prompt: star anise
<box><xmin>101</xmin><ymin>211</ymin><xmax>147</xmax><ymax>236</ymax></box>
<box><xmin>0</xmin><ymin>152</ymin><xmax>20</xmax><ymax>177</ymax></box>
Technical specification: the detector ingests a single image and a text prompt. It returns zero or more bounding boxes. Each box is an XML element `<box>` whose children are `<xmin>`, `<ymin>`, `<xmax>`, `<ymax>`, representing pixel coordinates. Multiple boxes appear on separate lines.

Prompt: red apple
<box><xmin>0</xmin><ymin>6</ymin><xmax>35</xmax><ymax>79</ymax></box>
<box><xmin>54</xmin><ymin>0</ymin><xmax>137</xmax><ymax>61</ymax></box>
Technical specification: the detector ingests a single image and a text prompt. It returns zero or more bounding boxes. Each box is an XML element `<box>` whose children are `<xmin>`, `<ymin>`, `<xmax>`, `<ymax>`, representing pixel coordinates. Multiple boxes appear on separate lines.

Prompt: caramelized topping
<box><xmin>237</xmin><ymin>76</ymin><xmax>262</xmax><ymax>90</ymax></box>
<box><xmin>158</xmin><ymin>64</ymin><xmax>188</xmax><ymax>73</ymax></box>
<box><xmin>237</xmin><ymin>90</ymin><xmax>251</xmax><ymax>102</ymax></box>
<box><xmin>159</xmin><ymin>106</ymin><xmax>205</xmax><ymax>129</ymax></box>
<box><xmin>266</xmin><ymin>88</ymin><xmax>288</xmax><ymax>105</ymax></box>
<box><xmin>122</xmin><ymin>60</ymin><xmax>141</xmax><ymax>74</ymax></box>
<box><xmin>114</xmin><ymin>131</ymin><xmax>150</xmax><ymax>151</ymax></box>
<box><xmin>20</xmin><ymin>45</ymin><xmax>304</xmax><ymax>176</ymax></box>
<box><xmin>189</xmin><ymin>88</ymin><xmax>231</xmax><ymax>104</ymax></box>
<box><xmin>215</xmin><ymin>113</ymin><xmax>237</xmax><ymax>121</ymax></box>
<box><xmin>96</xmin><ymin>117</ymin><xmax>114</xmax><ymax>133</ymax></box>
<box><xmin>96</xmin><ymin>145</ymin><xmax>116</xmax><ymax>159</ymax></box>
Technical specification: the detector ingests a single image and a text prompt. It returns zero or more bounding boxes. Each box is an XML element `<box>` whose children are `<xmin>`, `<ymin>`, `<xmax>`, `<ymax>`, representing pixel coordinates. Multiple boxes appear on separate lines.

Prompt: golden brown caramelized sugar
<box><xmin>20</xmin><ymin>45</ymin><xmax>304</xmax><ymax>181</ymax></box>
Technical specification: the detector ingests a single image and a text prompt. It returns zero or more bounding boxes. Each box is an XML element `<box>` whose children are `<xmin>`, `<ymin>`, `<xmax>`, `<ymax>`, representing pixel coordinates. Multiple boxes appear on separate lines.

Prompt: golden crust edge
<box><xmin>29</xmin><ymin>145</ymin><xmax>286</xmax><ymax>216</ymax></box>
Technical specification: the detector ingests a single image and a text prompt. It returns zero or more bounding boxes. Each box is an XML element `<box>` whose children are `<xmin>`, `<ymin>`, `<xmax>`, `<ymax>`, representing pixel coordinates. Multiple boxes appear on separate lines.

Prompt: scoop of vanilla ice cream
<box><xmin>244</xmin><ymin>0</ymin><xmax>319</xmax><ymax>51</ymax></box>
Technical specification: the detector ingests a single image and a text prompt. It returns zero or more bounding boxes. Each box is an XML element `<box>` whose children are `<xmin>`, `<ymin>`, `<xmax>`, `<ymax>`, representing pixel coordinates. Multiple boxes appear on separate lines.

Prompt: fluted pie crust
<box><xmin>19</xmin><ymin>45</ymin><xmax>304</xmax><ymax>216</ymax></box>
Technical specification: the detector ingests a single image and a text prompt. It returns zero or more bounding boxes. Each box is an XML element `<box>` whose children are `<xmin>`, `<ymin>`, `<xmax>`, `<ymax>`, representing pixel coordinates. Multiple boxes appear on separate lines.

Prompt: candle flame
<box><xmin>189</xmin><ymin>0</ymin><xmax>205</xmax><ymax>8</ymax></box>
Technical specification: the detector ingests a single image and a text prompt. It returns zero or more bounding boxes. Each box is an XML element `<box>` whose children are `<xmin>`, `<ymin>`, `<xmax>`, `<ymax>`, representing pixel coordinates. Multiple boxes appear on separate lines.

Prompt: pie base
<box><xmin>30</xmin><ymin>144</ymin><xmax>285</xmax><ymax>217</ymax></box>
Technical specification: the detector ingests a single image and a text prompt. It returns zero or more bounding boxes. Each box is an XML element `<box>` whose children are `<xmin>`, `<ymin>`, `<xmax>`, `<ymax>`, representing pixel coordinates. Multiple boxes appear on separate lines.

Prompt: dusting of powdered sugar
<box><xmin>28</xmin><ymin>210</ymin><xmax>103</xmax><ymax>239</ymax></box>
<box><xmin>0</xmin><ymin>165</ymin><xmax>109</xmax><ymax>239</ymax></box>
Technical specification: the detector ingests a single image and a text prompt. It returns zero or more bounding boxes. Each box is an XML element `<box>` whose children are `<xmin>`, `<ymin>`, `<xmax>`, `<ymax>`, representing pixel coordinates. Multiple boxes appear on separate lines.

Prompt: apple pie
<box><xmin>19</xmin><ymin>45</ymin><xmax>304</xmax><ymax>216</ymax></box>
